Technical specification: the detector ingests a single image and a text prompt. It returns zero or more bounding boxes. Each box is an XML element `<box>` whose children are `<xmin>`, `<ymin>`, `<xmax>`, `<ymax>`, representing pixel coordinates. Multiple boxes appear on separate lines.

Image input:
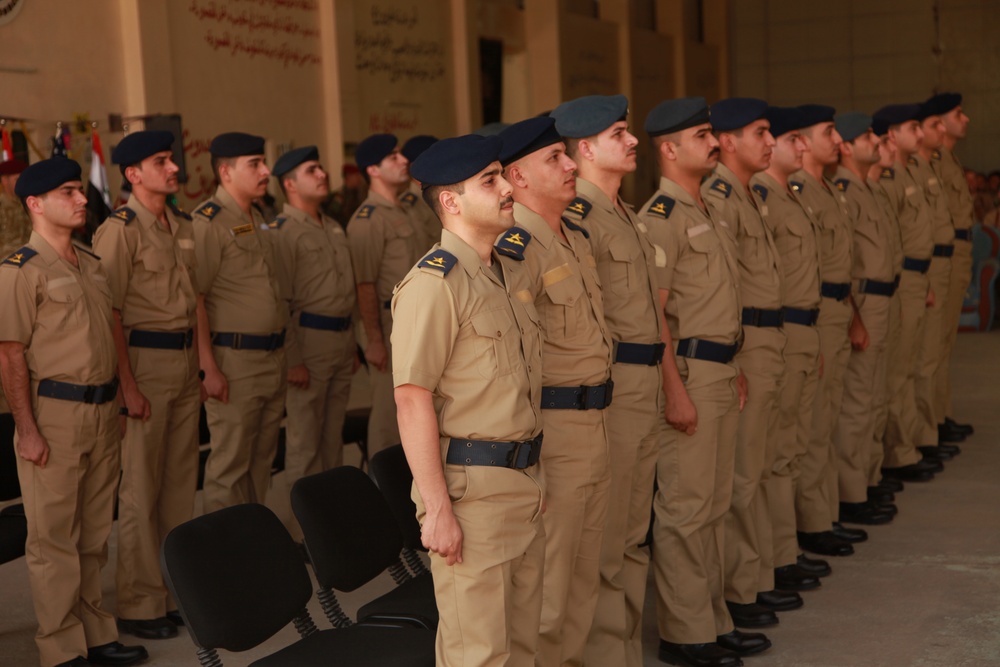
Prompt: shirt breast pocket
<box><xmin>542</xmin><ymin>272</ymin><xmax>583</xmax><ymax>339</ymax></box>
<box><xmin>606</xmin><ymin>239</ymin><xmax>637</xmax><ymax>296</ymax></box>
<box><xmin>46</xmin><ymin>280</ymin><xmax>85</xmax><ymax>331</ymax></box>
<box><xmin>139</xmin><ymin>247</ymin><xmax>178</xmax><ymax>298</ymax></box>
<box><xmin>470</xmin><ymin>308</ymin><xmax>515</xmax><ymax>379</ymax></box>
<box><xmin>687</xmin><ymin>226</ymin><xmax>723</xmax><ymax>283</ymax></box>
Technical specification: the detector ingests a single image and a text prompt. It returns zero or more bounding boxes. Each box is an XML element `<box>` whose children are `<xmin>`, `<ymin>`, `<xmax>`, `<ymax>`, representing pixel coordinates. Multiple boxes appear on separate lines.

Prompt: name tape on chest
<box><xmin>496</xmin><ymin>227</ymin><xmax>531</xmax><ymax>261</ymax></box>
<box><xmin>230</xmin><ymin>223</ymin><xmax>255</xmax><ymax>237</ymax></box>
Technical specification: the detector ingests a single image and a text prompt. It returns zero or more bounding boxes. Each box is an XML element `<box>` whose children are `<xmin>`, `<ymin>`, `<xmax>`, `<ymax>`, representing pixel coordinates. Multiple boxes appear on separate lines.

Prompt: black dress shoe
<box><xmin>937</xmin><ymin>422</ymin><xmax>967</xmax><ymax>443</ymax></box>
<box><xmin>881</xmin><ymin>464</ymin><xmax>934</xmax><ymax>482</ymax></box>
<box><xmin>796</xmin><ymin>553</ymin><xmax>832</xmax><ymax>576</ymax></box>
<box><xmin>774</xmin><ymin>564</ymin><xmax>821</xmax><ymax>591</ymax></box>
<box><xmin>756</xmin><ymin>589</ymin><xmax>803</xmax><ymax>611</ymax></box>
<box><xmin>725</xmin><ymin>601</ymin><xmax>778</xmax><ymax>628</ymax></box>
<box><xmin>118</xmin><ymin>616</ymin><xmax>177</xmax><ymax>640</ymax></box>
<box><xmin>165</xmin><ymin>610</ymin><xmax>184</xmax><ymax>627</ymax></box>
<box><xmin>937</xmin><ymin>442</ymin><xmax>961</xmax><ymax>455</ymax></box>
<box><xmin>798</xmin><ymin>530</ymin><xmax>854</xmax><ymax>556</ymax></box>
<box><xmin>877</xmin><ymin>478</ymin><xmax>904</xmax><ymax>493</ymax></box>
<box><xmin>87</xmin><ymin>642</ymin><xmax>148</xmax><ymax>666</ymax></box>
<box><xmin>839</xmin><ymin>501</ymin><xmax>892</xmax><ymax>525</ymax></box>
<box><xmin>716</xmin><ymin>630</ymin><xmax>771</xmax><ymax>656</ymax></box>
<box><xmin>867</xmin><ymin>486</ymin><xmax>895</xmax><ymax>504</ymax></box>
<box><xmin>875</xmin><ymin>502</ymin><xmax>898</xmax><ymax>517</ymax></box>
<box><xmin>945</xmin><ymin>416</ymin><xmax>973</xmax><ymax>435</ymax></box>
<box><xmin>55</xmin><ymin>658</ymin><xmax>88</xmax><ymax>667</ymax></box>
<box><xmin>658</xmin><ymin>640</ymin><xmax>743</xmax><ymax>666</ymax></box>
<box><xmin>919</xmin><ymin>445</ymin><xmax>953</xmax><ymax>461</ymax></box>
<box><xmin>831</xmin><ymin>522</ymin><xmax>868</xmax><ymax>543</ymax></box>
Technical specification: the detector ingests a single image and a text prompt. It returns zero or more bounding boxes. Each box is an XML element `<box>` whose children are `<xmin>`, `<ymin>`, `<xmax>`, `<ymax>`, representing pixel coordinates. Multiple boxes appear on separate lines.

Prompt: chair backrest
<box><xmin>369</xmin><ymin>445</ymin><xmax>423</xmax><ymax>552</ymax></box>
<box><xmin>160</xmin><ymin>503</ymin><xmax>313</xmax><ymax>653</ymax></box>
<box><xmin>291</xmin><ymin>466</ymin><xmax>403</xmax><ymax>592</ymax></box>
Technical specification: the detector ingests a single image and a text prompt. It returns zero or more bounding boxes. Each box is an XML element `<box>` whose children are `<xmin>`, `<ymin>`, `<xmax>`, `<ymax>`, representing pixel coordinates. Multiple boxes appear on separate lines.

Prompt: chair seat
<box><xmin>250</xmin><ymin>625</ymin><xmax>435</xmax><ymax>667</ymax></box>
<box><xmin>0</xmin><ymin>512</ymin><xmax>27</xmax><ymax>564</ymax></box>
<box><xmin>356</xmin><ymin>572</ymin><xmax>438</xmax><ymax>629</ymax></box>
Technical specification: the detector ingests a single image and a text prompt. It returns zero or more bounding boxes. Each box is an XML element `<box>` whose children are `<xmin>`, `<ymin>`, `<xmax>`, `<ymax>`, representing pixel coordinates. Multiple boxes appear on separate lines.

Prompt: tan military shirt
<box><xmin>0</xmin><ymin>192</ymin><xmax>31</xmax><ymax>258</ymax></box>
<box><xmin>791</xmin><ymin>170</ymin><xmax>853</xmax><ymax>284</ymax></box>
<box><xmin>936</xmin><ymin>149</ymin><xmax>974</xmax><ymax>232</ymax></box>
<box><xmin>563</xmin><ymin>177</ymin><xmax>661</xmax><ymax>345</ymax></box>
<box><xmin>0</xmin><ymin>231</ymin><xmax>116</xmax><ymax>386</ymax></box>
<box><xmin>907</xmin><ymin>155</ymin><xmax>955</xmax><ymax>246</ymax></box>
<box><xmin>192</xmin><ymin>186</ymin><xmax>287</xmax><ymax>334</ymax></box>
<box><xmin>504</xmin><ymin>203</ymin><xmax>611</xmax><ymax>388</ymax></box>
<box><xmin>271</xmin><ymin>203</ymin><xmax>356</xmax><ymax>367</ymax></box>
<box><xmin>347</xmin><ymin>191</ymin><xmax>423</xmax><ymax>304</ymax></box>
<box><xmin>750</xmin><ymin>172</ymin><xmax>821</xmax><ymax>310</ymax></box>
<box><xmin>91</xmin><ymin>198</ymin><xmax>198</xmax><ymax>332</ymax></box>
<box><xmin>400</xmin><ymin>189</ymin><xmax>442</xmax><ymax>252</ymax></box>
<box><xmin>869</xmin><ymin>169</ymin><xmax>904</xmax><ymax>273</ymax></box>
<box><xmin>391</xmin><ymin>228</ymin><xmax>543</xmax><ymax>443</ymax></box>
<box><xmin>704</xmin><ymin>162</ymin><xmax>784</xmax><ymax>310</ymax></box>
<box><xmin>881</xmin><ymin>161</ymin><xmax>934</xmax><ymax>260</ymax></box>
<box><xmin>833</xmin><ymin>167</ymin><xmax>896</xmax><ymax>283</ymax></box>
<box><xmin>640</xmin><ymin>177</ymin><xmax>741</xmax><ymax>344</ymax></box>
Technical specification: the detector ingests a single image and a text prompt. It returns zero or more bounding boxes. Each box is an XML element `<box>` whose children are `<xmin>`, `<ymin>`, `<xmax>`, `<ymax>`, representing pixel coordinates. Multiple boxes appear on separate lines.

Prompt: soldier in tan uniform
<box><xmin>0</xmin><ymin>158</ymin><xmax>147</xmax><ymax>667</ymax></box>
<box><xmin>829</xmin><ymin>114</ymin><xmax>897</xmax><ymax>527</ymax></box>
<box><xmin>194</xmin><ymin>132</ymin><xmax>288</xmax><ymax>513</ymax></box>
<box><xmin>642</xmin><ymin>97</ymin><xmax>765</xmax><ymax>667</ymax></box>
<box><xmin>496</xmin><ymin>117</ymin><xmax>613</xmax><ymax>666</ymax></box>
<box><xmin>551</xmin><ymin>95</ymin><xmax>663</xmax><ymax>667</ymax></box>
<box><xmin>91</xmin><ymin>131</ymin><xmax>201</xmax><ymax>640</ymax></box>
<box><xmin>400</xmin><ymin>134</ymin><xmax>442</xmax><ymax>251</ymax></box>
<box><xmin>347</xmin><ymin>134</ymin><xmax>423</xmax><ymax>457</ymax></box>
<box><xmin>392</xmin><ymin>134</ymin><xmax>545</xmax><ymax>667</ymax></box>
<box><xmin>0</xmin><ymin>158</ymin><xmax>30</xmax><ymax>257</ymax></box>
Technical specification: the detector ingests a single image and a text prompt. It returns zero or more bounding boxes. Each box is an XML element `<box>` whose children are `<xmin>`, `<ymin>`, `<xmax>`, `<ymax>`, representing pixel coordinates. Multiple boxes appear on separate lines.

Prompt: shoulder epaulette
<box><xmin>834</xmin><ymin>179</ymin><xmax>849</xmax><ymax>192</ymax></box>
<box><xmin>495</xmin><ymin>226</ymin><xmax>532</xmax><ymax>261</ymax></box>
<box><xmin>645</xmin><ymin>195</ymin><xmax>675</xmax><ymax>219</ymax></box>
<box><xmin>789</xmin><ymin>181</ymin><xmax>804</xmax><ymax>193</ymax></box>
<box><xmin>109</xmin><ymin>206</ymin><xmax>136</xmax><ymax>224</ymax></box>
<box><xmin>880</xmin><ymin>167</ymin><xmax>895</xmax><ymax>180</ymax></box>
<box><xmin>565</xmin><ymin>197</ymin><xmax>592</xmax><ymax>219</ymax></box>
<box><xmin>195</xmin><ymin>201</ymin><xmax>221</xmax><ymax>220</ymax></box>
<box><xmin>73</xmin><ymin>244</ymin><xmax>100</xmax><ymax>260</ymax></box>
<box><xmin>355</xmin><ymin>204</ymin><xmax>375</xmax><ymax>220</ymax></box>
<box><xmin>751</xmin><ymin>184</ymin><xmax>768</xmax><ymax>201</ymax></box>
<box><xmin>168</xmin><ymin>203</ymin><xmax>192</xmax><ymax>220</ymax></box>
<box><xmin>932</xmin><ymin>149</ymin><xmax>941</xmax><ymax>160</ymax></box>
<box><xmin>417</xmin><ymin>250</ymin><xmax>458</xmax><ymax>276</ymax></box>
<box><xmin>268</xmin><ymin>216</ymin><xmax>287</xmax><ymax>230</ymax></box>
<box><xmin>2</xmin><ymin>247</ymin><xmax>38</xmax><ymax>268</ymax></box>
<box><xmin>907</xmin><ymin>156</ymin><xmax>918</xmax><ymax>166</ymax></box>
<box><xmin>562</xmin><ymin>216</ymin><xmax>590</xmax><ymax>239</ymax></box>
<box><xmin>709</xmin><ymin>178</ymin><xmax>732</xmax><ymax>198</ymax></box>
<box><xmin>400</xmin><ymin>192</ymin><xmax>418</xmax><ymax>206</ymax></box>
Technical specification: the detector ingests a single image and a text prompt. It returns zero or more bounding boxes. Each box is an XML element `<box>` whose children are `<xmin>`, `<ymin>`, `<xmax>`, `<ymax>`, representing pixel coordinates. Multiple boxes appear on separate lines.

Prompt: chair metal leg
<box><xmin>196</xmin><ymin>647</ymin><xmax>223</xmax><ymax>667</ymax></box>
<box><xmin>317</xmin><ymin>587</ymin><xmax>354</xmax><ymax>628</ymax></box>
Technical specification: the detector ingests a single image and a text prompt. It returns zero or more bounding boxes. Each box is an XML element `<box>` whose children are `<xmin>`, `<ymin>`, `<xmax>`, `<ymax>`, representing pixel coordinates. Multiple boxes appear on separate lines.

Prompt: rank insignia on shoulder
<box><xmin>418</xmin><ymin>250</ymin><xmax>458</xmax><ymax>275</ymax></box>
<box><xmin>751</xmin><ymin>184</ymin><xmax>768</xmax><ymax>201</ymax></box>
<box><xmin>195</xmin><ymin>202</ymin><xmax>221</xmax><ymax>219</ymax></box>
<box><xmin>789</xmin><ymin>181</ymin><xmax>804</xmax><ymax>193</ymax></box>
<box><xmin>880</xmin><ymin>167</ymin><xmax>895</xmax><ymax>180</ymax></box>
<box><xmin>562</xmin><ymin>216</ymin><xmax>590</xmax><ymax>239</ymax></box>
<box><xmin>400</xmin><ymin>192</ymin><xmax>418</xmax><ymax>205</ymax></box>
<box><xmin>907</xmin><ymin>156</ymin><xmax>918</xmax><ymax>166</ymax></box>
<box><xmin>834</xmin><ymin>179</ymin><xmax>849</xmax><ymax>192</ymax></box>
<box><xmin>230</xmin><ymin>223</ymin><xmax>255</xmax><ymax>237</ymax></box>
<box><xmin>496</xmin><ymin>227</ymin><xmax>532</xmax><ymax>261</ymax></box>
<box><xmin>2</xmin><ymin>247</ymin><xmax>37</xmax><ymax>267</ymax></box>
<box><xmin>565</xmin><ymin>197</ymin><xmax>592</xmax><ymax>218</ymax></box>
<box><xmin>931</xmin><ymin>149</ymin><xmax>941</xmax><ymax>160</ymax></box>
<box><xmin>168</xmin><ymin>203</ymin><xmax>192</xmax><ymax>220</ymax></box>
<box><xmin>710</xmin><ymin>178</ymin><xmax>732</xmax><ymax>197</ymax></box>
<box><xmin>269</xmin><ymin>216</ymin><xmax>287</xmax><ymax>230</ymax></box>
<box><xmin>355</xmin><ymin>204</ymin><xmax>375</xmax><ymax>219</ymax></box>
<box><xmin>111</xmin><ymin>207</ymin><xmax>136</xmax><ymax>224</ymax></box>
<box><xmin>646</xmin><ymin>195</ymin><xmax>675</xmax><ymax>219</ymax></box>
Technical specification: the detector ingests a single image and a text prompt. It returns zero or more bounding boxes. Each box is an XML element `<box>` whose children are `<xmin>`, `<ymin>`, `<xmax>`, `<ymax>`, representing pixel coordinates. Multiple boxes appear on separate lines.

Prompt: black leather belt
<box><xmin>675</xmin><ymin>338</ymin><xmax>739</xmax><ymax>364</ymax></box>
<box><xmin>612</xmin><ymin>341</ymin><xmax>665</xmax><ymax>366</ymax></box>
<box><xmin>129</xmin><ymin>328</ymin><xmax>194</xmax><ymax>350</ymax></box>
<box><xmin>741</xmin><ymin>307</ymin><xmax>784</xmax><ymax>327</ymax></box>
<box><xmin>383</xmin><ymin>299</ymin><xmax>392</xmax><ymax>309</ymax></box>
<box><xmin>821</xmin><ymin>282</ymin><xmax>851</xmax><ymax>301</ymax></box>
<box><xmin>541</xmin><ymin>380</ymin><xmax>613</xmax><ymax>410</ymax></box>
<box><xmin>446</xmin><ymin>433</ymin><xmax>543</xmax><ymax>469</ymax></box>
<box><xmin>933</xmin><ymin>244</ymin><xmax>954</xmax><ymax>257</ymax></box>
<box><xmin>954</xmin><ymin>229</ymin><xmax>971</xmax><ymax>242</ymax></box>
<box><xmin>211</xmin><ymin>330</ymin><xmax>286</xmax><ymax>351</ymax></box>
<box><xmin>38</xmin><ymin>377</ymin><xmax>119</xmax><ymax>405</ymax></box>
<box><xmin>299</xmin><ymin>312</ymin><xmax>352</xmax><ymax>331</ymax></box>
<box><xmin>782</xmin><ymin>307</ymin><xmax>820</xmax><ymax>326</ymax></box>
<box><xmin>903</xmin><ymin>257</ymin><xmax>931</xmax><ymax>273</ymax></box>
<box><xmin>858</xmin><ymin>278</ymin><xmax>897</xmax><ymax>297</ymax></box>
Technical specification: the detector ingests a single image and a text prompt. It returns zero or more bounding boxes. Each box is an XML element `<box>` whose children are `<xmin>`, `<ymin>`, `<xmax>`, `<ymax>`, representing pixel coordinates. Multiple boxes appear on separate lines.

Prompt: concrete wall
<box><xmin>730</xmin><ymin>0</ymin><xmax>1000</xmax><ymax>172</ymax></box>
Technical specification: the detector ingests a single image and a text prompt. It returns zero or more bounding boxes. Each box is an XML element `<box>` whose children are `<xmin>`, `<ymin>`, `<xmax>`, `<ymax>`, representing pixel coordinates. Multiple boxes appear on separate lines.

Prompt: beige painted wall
<box><xmin>730</xmin><ymin>0</ymin><xmax>1000</xmax><ymax>172</ymax></box>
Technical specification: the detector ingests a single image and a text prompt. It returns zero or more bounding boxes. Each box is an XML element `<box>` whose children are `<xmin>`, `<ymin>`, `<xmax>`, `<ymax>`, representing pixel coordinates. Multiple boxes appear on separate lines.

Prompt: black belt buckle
<box><xmin>230</xmin><ymin>333</ymin><xmax>243</xmax><ymax>350</ymax></box>
<box><xmin>507</xmin><ymin>435</ymin><xmax>541</xmax><ymax>469</ymax></box>
<box><xmin>82</xmin><ymin>385</ymin><xmax>97</xmax><ymax>404</ymax></box>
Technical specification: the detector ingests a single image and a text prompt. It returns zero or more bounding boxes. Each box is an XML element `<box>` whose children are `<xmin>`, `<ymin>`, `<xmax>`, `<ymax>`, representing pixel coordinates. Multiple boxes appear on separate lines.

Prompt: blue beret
<box><xmin>112</xmin><ymin>131</ymin><xmax>175</xmax><ymax>167</ymax></box>
<box><xmin>401</xmin><ymin>135</ymin><xmax>438</xmax><ymax>163</ymax></box>
<box><xmin>873</xmin><ymin>104</ymin><xmax>921</xmax><ymax>131</ymax></box>
<box><xmin>498</xmin><ymin>117</ymin><xmax>562</xmax><ymax>166</ymax></box>
<box><xmin>834</xmin><ymin>112</ymin><xmax>873</xmax><ymax>143</ymax></box>
<box><xmin>645</xmin><ymin>97</ymin><xmax>710</xmax><ymax>137</ymax></box>
<box><xmin>210</xmin><ymin>132</ymin><xmax>265</xmax><ymax>158</ymax></box>
<box><xmin>709</xmin><ymin>97</ymin><xmax>769</xmax><ymax>132</ymax></box>
<box><xmin>473</xmin><ymin>122</ymin><xmax>510</xmax><ymax>137</ymax></box>
<box><xmin>355</xmin><ymin>133</ymin><xmax>398</xmax><ymax>170</ymax></box>
<box><xmin>551</xmin><ymin>94</ymin><xmax>629</xmax><ymax>138</ymax></box>
<box><xmin>797</xmin><ymin>105</ymin><xmax>837</xmax><ymax>127</ymax></box>
<box><xmin>923</xmin><ymin>92</ymin><xmax>962</xmax><ymax>117</ymax></box>
<box><xmin>15</xmin><ymin>158</ymin><xmax>81</xmax><ymax>198</ymax></box>
<box><xmin>410</xmin><ymin>134</ymin><xmax>501</xmax><ymax>187</ymax></box>
<box><xmin>273</xmin><ymin>145</ymin><xmax>319</xmax><ymax>178</ymax></box>
<box><xmin>765</xmin><ymin>106</ymin><xmax>809</xmax><ymax>137</ymax></box>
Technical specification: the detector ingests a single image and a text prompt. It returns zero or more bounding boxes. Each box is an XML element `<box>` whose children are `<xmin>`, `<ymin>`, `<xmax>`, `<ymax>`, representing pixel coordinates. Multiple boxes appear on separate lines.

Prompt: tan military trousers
<box><xmin>884</xmin><ymin>269</ymin><xmax>929</xmax><ymax>468</ymax></box>
<box><xmin>833</xmin><ymin>292</ymin><xmax>890</xmax><ymax>505</ymax></box>
<box><xmin>363</xmin><ymin>310</ymin><xmax>401</xmax><ymax>457</ymax></box>
<box><xmin>914</xmin><ymin>257</ymin><xmax>951</xmax><ymax>446</ymax></box>
<box><xmin>203</xmin><ymin>346</ymin><xmax>286</xmax><ymax>513</ymax></box>
<box><xmin>725</xmin><ymin>326</ymin><xmax>785</xmax><ymax>604</ymax></box>
<box><xmin>934</xmin><ymin>244</ymin><xmax>973</xmax><ymax>421</ymax></box>
<box><xmin>770</xmin><ymin>322</ymin><xmax>819</xmax><ymax>568</ymax></box>
<box><xmin>796</xmin><ymin>298</ymin><xmax>851</xmax><ymax>532</ymax></box>
<box><xmin>415</xmin><ymin>462</ymin><xmax>545</xmax><ymax>667</ymax></box>
<box><xmin>116</xmin><ymin>344</ymin><xmax>200</xmax><ymax>620</ymax></box>
<box><xmin>870</xmin><ymin>290</ymin><xmax>900</xmax><ymax>485</ymax></box>
<box><xmin>537</xmin><ymin>409</ymin><xmax>610</xmax><ymax>667</ymax></box>
<box><xmin>584</xmin><ymin>362</ymin><xmax>661</xmax><ymax>667</ymax></box>
<box><xmin>653</xmin><ymin>358</ymin><xmax>737</xmax><ymax>644</ymax></box>
<box><xmin>17</xmin><ymin>397</ymin><xmax>120</xmax><ymax>667</ymax></box>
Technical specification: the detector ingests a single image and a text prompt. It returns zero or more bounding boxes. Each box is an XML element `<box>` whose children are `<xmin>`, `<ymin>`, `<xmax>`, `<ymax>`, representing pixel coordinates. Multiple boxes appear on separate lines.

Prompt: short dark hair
<box><xmin>211</xmin><ymin>155</ymin><xmax>235</xmax><ymax>182</ymax></box>
<box><xmin>422</xmin><ymin>182</ymin><xmax>464</xmax><ymax>218</ymax></box>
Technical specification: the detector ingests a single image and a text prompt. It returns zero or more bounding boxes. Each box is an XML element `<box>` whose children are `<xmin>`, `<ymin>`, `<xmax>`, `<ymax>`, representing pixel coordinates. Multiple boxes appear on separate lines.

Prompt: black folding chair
<box><xmin>291</xmin><ymin>466</ymin><xmax>438</xmax><ymax>630</ymax></box>
<box><xmin>160</xmin><ymin>503</ymin><xmax>434</xmax><ymax>666</ymax></box>
<box><xmin>369</xmin><ymin>444</ymin><xmax>430</xmax><ymax>577</ymax></box>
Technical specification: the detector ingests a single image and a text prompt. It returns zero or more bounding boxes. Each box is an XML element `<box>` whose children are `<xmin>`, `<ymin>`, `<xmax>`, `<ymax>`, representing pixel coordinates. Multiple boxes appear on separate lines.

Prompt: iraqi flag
<box><xmin>1</xmin><ymin>126</ymin><xmax>12</xmax><ymax>162</ymax></box>
<box><xmin>83</xmin><ymin>129</ymin><xmax>112</xmax><ymax>243</ymax></box>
